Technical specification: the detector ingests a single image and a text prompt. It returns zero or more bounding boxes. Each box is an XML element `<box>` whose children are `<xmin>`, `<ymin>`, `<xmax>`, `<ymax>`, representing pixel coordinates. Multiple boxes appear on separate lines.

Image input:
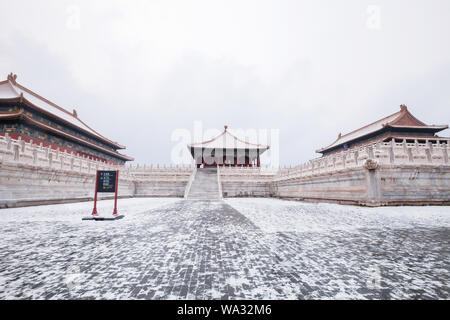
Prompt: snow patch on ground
<box><xmin>225</xmin><ymin>198</ymin><xmax>450</xmax><ymax>234</ymax></box>
<box><xmin>0</xmin><ymin>198</ymin><xmax>448</xmax><ymax>300</ymax></box>
<box><xmin>0</xmin><ymin>198</ymin><xmax>179</xmax><ymax>223</ymax></box>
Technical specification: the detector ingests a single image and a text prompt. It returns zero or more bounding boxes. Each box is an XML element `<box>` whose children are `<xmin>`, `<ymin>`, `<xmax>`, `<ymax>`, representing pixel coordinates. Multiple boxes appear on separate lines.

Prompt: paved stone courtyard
<box><xmin>0</xmin><ymin>198</ymin><xmax>448</xmax><ymax>300</ymax></box>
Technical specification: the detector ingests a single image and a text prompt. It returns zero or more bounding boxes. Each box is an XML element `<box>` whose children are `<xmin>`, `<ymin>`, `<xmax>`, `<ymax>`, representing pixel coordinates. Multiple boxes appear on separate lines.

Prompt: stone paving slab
<box><xmin>0</xmin><ymin>198</ymin><xmax>448</xmax><ymax>299</ymax></box>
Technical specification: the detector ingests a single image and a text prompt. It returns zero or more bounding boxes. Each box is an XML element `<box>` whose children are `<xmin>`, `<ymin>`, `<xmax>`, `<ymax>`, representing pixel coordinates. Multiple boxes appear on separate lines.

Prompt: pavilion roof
<box><xmin>0</xmin><ymin>73</ymin><xmax>126</xmax><ymax>150</ymax></box>
<box><xmin>316</xmin><ymin>105</ymin><xmax>448</xmax><ymax>154</ymax></box>
<box><xmin>188</xmin><ymin>126</ymin><xmax>270</xmax><ymax>151</ymax></box>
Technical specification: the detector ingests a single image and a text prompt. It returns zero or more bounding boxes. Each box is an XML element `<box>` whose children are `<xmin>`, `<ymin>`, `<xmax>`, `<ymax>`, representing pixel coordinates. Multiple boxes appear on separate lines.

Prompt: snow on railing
<box><xmin>0</xmin><ymin>133</ymin><xmax>124</xmax><ymax>174</ymax></box>
<box><xmin>1</xmin><ymin>134</ymin><xmax>448</xmax><ymax>184</ymax></box>
<box><xmin>220</xmin><ymin>165</ymin><xmax>279</xmax><ymax>175</ymax></box>
<box><xmin>0</xmin><ymin>134</ymin><xmax>194</xmax><ymax>180</ymax></box>
<box><xmin>275</xmin><ymin>139</ymin><xmax>449</xmax><ymax>181</ymax></box>
<box><xmin>127</xmin><ymin>163</ymin><xmax>195</xmax><ymax>173</ymax></box>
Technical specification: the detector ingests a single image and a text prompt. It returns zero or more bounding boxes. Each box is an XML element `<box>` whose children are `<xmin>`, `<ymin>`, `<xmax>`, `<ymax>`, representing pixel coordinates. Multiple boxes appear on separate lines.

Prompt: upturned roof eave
<box><xmin>187</xmin><ymin>127</ymin><xmax>270</xmax><ymax>150</ymax></box>
<box><xmin>316</xmin><ymin>124</ymin><xmax>449</xmax><ymax>154</ymax></box>
<box><xmin>0</xmin><ymin>77</ymin><xmax>126</xmax><ymax>150</ymax></box>
<box><xmin>388</xmin><ymin>124</ymin><xmax>448</xmax><ymax>130</ymax></box>
<box><xmin>316</xmin><ymin>106</ymin><xmax>448</xmax><ymax>154</ymax></box>
<box><xmin>21</xmin><ymin>114</ymin><xmax>133</xmax><ymax>161</ymax></box>
<box><xmin>187</xmin><ymin>144</ymin><xmax>270</xmax><ymax>150</ymax></box>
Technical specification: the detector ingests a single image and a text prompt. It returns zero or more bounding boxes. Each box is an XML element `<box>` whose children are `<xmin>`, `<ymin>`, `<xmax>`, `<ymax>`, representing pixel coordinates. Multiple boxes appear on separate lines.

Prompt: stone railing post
<box><xmin>428</xmin><ymin>140</ymin><xmax>433</xmax><ymax>153</ymax></box>
<box><xmin>48</xmin><ymin>152</ymin><xmax>53</xmax><ymax>167</ymax></box>
<box><xmin>13</xmin><ymin>144</ymin><xmax>20</xmax><ymax>161</ymax></box>
<box><xmin>19</xmin><ymin>137</ymin><xmax>25</xmax><ymax>152</ymax></box>
<box><xmin>6</xmin><ymin>133</ymin><xmax>12</xmax><ymax>150</ymax></box>
<box><xmin>425</xmin><ymin>148</ymin><xmax>432</xmax><ymax>163</ymax></box>
<box><xmin>407</xmin><ymin>148</ymin><xmax>414</xmax><ymax>163</ymax></box>
<box><xmin>32</xmin><ymin>147</ymin><xmax>37</xmax><ymax>164</ymax></box>
<box><xmin>389</xmin><ymin>140</ymin><xmax>395</xmax><ymax>164</ymax></box>
<box><xmin>443</xmin><ymin>145</ymin><xmax>449</xmax><ymax>164</ymax></box>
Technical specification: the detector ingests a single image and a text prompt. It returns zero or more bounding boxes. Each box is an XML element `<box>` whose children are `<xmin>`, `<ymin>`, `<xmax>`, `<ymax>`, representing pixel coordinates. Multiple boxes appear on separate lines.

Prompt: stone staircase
<box><xmin>187</xmin><ymin>168</ymin><xmax>222</xmax><ymax>200</ymax></box>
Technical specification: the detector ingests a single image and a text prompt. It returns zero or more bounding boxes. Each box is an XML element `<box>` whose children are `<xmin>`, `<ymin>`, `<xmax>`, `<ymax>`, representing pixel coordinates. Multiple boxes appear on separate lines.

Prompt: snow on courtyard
<box><xmin>225</xmin><ymin>198</ymin><xmax>450</xmax><ymax>233</ymax></box>
<box><xmin>0</xmin><ymin>197</ymin><xmax>448</xmax><ymax>300</ymax></box>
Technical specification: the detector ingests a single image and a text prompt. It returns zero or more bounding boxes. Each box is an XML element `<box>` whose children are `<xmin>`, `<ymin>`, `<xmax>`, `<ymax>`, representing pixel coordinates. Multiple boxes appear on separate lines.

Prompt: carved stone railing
<box><xmin>0</xmin><ymin>134</ymin><xmax>194</xmax><ymax>182</ymax></box>
<box><xmin>1</xmin><ymin>133</ymin><xmax>449</xmax><ymax>186</ymax></box>
<box><xmin>0</xmin><ymin>133</ymin><xmax>127</xmax><ymax>175</ymax></box>
<box><xmin>219</xmin><ymin>166</ymin><xmax>279</xmax><ymax>182</ymax></box>
<box><xmin>275</xmin><ymin>139</ymin><xmax>450</xmax><ymax>182</ymax></box>
<box><xmin>220</xmin><ymin>166</ymin><xmax>279</xmax><ymax>175</ymax></box>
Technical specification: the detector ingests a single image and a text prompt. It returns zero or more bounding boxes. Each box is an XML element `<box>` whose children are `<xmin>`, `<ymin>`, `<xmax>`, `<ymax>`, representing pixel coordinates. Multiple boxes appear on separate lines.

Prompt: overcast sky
<box><xmin>1</xmin><ymin>0</ymin><xmax>449</xmax><ymax>166</ymax></box>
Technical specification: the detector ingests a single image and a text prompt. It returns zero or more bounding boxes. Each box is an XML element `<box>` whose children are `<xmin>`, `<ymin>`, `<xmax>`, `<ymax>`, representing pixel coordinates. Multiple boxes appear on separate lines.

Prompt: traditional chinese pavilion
<box><xmin>317</xmin><ymin>105</ymin><xmax>449</xmax><ymax>156</ymax></box>
<box><xmin>0</xmin><ymin>73</ymin><xmax>133</xmax><ymax>164</ymax></box>
<box><xmin>188</xmin><ymin>126</ymin><xmax>270</xmax><ymax>168</ymax></box>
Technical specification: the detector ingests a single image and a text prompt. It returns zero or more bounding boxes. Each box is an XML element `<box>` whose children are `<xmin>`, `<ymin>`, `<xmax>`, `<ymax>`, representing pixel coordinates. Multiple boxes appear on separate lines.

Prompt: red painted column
<box><xmin>257</xmin><ymin>156</ymin><xmax>261</xmax><ymax>168</ymax></box>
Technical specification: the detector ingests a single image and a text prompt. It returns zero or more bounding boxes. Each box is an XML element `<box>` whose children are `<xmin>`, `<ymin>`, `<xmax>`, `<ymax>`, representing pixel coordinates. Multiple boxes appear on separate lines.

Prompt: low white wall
<box><xmin>1</xmin><ymin>134</ymin><xmax>449</xmax><ymax>208</ymax></box>
<box><xmin>273</xmin><ymin>167</ymin><xmax>371</xmax><ymax>205</ymax></box>
<box><xmin>219</xmin><ymin>167</ymin><xmax>277</xmax><ymax>198</ymax></box>
<box><xmin>0</xmin><ymin>134</ymin><xmax>193</xmax><ymax>208</ymax></box>
<box><xmin>272</xmin><ymin>140</ymin><xmax>450</xmax><ymax>206</ymax></box>
<box><xmin>377</xmin><ymin>165</ymin><xmax>450</xmax><ymax>205</ymax></box>
<box><xmin>0</xmin><ymin>162</ymin><xmax>136</xmax><ymax>208</ymax></box>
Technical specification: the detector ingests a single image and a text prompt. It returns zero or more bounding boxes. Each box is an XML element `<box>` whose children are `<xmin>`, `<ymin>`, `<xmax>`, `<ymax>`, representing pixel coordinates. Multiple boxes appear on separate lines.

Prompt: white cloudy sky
<box><xmin>1</xmin><ymin>0</ymin><xmax>449</xmax><ymax>166</ymax></box>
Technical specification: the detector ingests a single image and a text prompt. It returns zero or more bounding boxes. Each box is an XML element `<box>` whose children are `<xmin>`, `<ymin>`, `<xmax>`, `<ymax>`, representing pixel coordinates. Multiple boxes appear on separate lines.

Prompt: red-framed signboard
<box><xmin>91</xmin><ymin>170</ymin><xmax>120</xmax><ymax>217</ymax></box>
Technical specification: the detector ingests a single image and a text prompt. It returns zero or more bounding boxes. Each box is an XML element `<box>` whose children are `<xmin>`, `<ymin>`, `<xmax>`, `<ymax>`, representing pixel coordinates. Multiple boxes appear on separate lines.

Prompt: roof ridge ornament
<box><xmin>7</xmin><ymin>73</ymin><xmax>17</xmax><ymax>84</ymax></box>
<box><xmin>73</xmin><ymin>109</ymin><xmax>78</xmax><ymax>117</ymax></box>
<box><xmin>224</xmin><ymin>125</ymin><xmax>228</xmax><ymax>131</ymax></box>
<box><xmin>400</xmin><ymin>104</ymin><xmax>408</xmax><ymax>112</ymax></box>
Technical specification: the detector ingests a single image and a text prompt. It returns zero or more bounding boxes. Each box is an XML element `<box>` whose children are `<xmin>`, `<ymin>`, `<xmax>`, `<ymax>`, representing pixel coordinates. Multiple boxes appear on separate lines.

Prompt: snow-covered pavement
<box><xmin>0</xmin><ymin>198</ymin><xmax>448</xmax><ymax>300</ymax></box>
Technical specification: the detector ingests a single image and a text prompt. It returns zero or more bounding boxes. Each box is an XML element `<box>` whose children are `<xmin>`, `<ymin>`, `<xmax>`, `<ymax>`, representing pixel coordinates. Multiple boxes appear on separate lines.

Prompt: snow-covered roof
<box><xmin>0</xmin><ymin>74</ymin><xmax>124</xmax><ymax>149</ymax></box>
<box><xmin>188</xmin><ymin>126</ymin><xmax>270</xmax><ymax>151</ymax></box>
<box><xmin>317</xmin><ymin>105</ymin><xmax>448</xmax><ymax>153</ymax></box>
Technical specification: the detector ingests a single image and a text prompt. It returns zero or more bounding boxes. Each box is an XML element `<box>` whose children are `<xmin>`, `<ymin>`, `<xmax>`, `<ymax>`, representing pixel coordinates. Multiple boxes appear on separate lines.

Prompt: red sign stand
<box><xmin>112</xmin><ymin>170</ymin><xmax>119</xmax><ymax>216</ymax></box>
<box><xmin>90</xmin><ymin>170</ymin><xmax>120</xmax><ymax>218</ymax></box>
<box><xmin>92</xmin><ymin>171</ymin><xmax>100</xmax><ymax>216</ymax></box>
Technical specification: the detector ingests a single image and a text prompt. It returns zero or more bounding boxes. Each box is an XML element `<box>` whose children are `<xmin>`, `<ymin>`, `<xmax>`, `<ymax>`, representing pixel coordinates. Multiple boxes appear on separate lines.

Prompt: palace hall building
<box><xmin>0</xmin><ymin>73</ymin><xmax>133</xmax><ymax>164</ymax></box>
<box><xmin>188</xmin><ymin>126</ymin><xmax>270</xmax><ymax>168</ymax></box>
<box><xmin>317</xmin><ymin>105</ymin><xmax>449</xmax><ymax>156</ymax></box>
